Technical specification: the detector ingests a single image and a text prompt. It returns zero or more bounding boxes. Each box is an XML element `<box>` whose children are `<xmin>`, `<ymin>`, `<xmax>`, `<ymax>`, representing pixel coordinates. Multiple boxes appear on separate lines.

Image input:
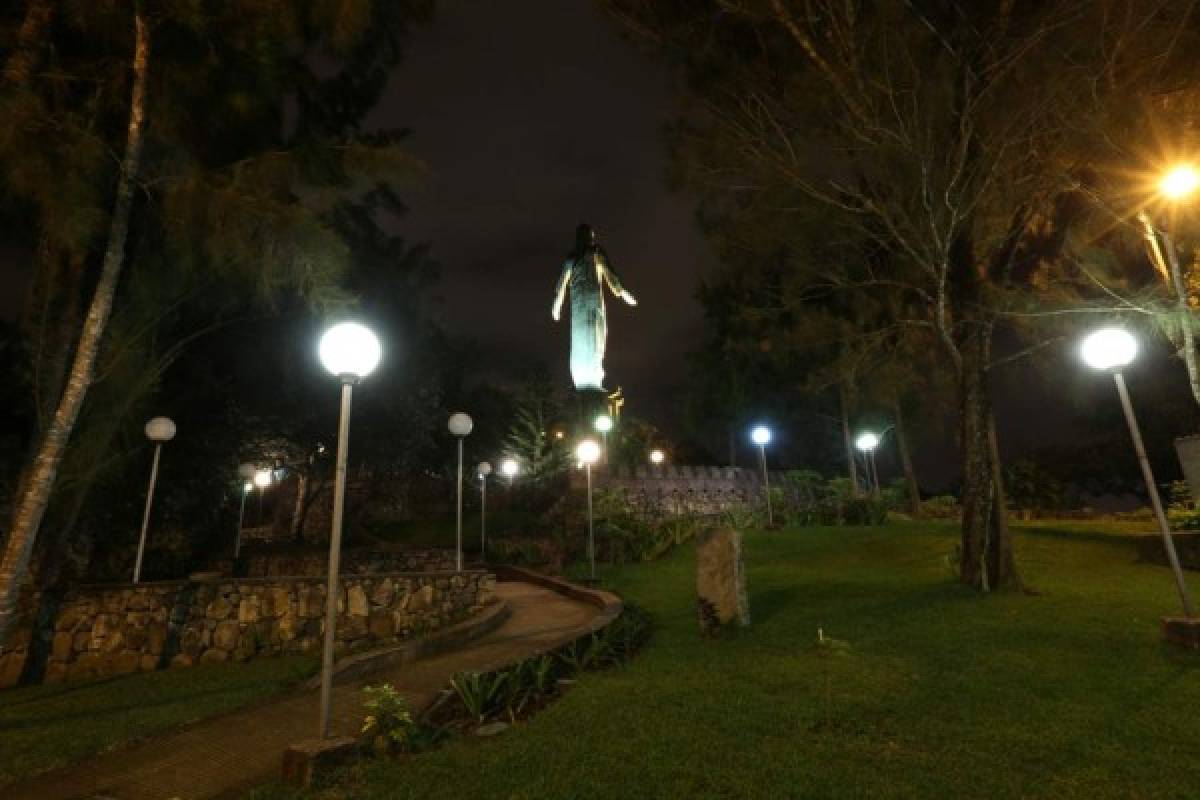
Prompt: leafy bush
<box><xmin>361</xmin><ymin>684</ymin><xmax>419</xmax><ymax>754</ymax></box>
<box><xmin>1168</xmin><ymin>480</ymin><xmax>1200</xmax><ymax>530</ymax></box>
<box><xmin>450</xmin><ymin>670</ymin><xmax>510</xmax><ymax>724</ymax></box>
<box><xmin>922</xmin><ymin>495</ymin><xmax>961</xmax><ymax>519</ymax></box>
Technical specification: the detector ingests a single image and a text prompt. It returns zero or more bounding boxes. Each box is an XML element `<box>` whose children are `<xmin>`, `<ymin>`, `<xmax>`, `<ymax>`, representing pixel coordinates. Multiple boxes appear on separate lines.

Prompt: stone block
<box><xmin>368</xmin><ymin>610</ymin><xmax>392</xmax><ymax>640</ymax></box>
<box><xmin>43</xmin><ymin>661</ymin><xmax>67</xmax><ymax>684</ymax></box>
<box><xmin>124</xmin><ymin>626</ymin><xmax>147</xmax><ymax>651</ymax></box>
<box><xmin>6</xmin><ymin>624</ymin><xmax>32</xmax><ymax>650</ymax></box>
<box><xmin>266</xmin><ymin>588</ymin><xmax>292</xmax><ymax>618</ymax></box>
<box><xmin>298</xmin><ymin>587</ymin><xmax>324</xmax><ymax>619</ymax></box>
<box><xmin>145</xmin><ymin>623</ymin><xmax>167</xmax><ymax>656</ymax></box>
<box><xmin>73</xmin><ymin>630</ymin><xmax>92</xmax><ymax>652</ymax></box>
<box><xmin>392</xmin><ymin>611</ymin><xmax>411</xmax><ymax>635</ymax></box>
<box><xmin>102</xmin><ymin>593</ymin><xmax>126</xmax><ymax>613</ymax></box>
<box><xmin>281</xmin><ymin>737</ymin><xmax>358</xmax><ymax>788</ymax></box>
<box><xmin>101</xmin><ymin>629</ymin><xmax>126</xmax><ymax>653</ymax></box>
<box><xmin>67</xmin><ymin>653</ymin><xmax>102</xmax><ymax>681</ymax></box>
<box><xmin>170</xmin><ymin>653</ymin><xmax>194</xmax><ymax>668</ymax></box>
<box><xmin>238</xmin><ymin>596</ymin><xmax>261</xmax><ymax>624</ymax></box>
<box><xmin>213</xmin><ymin>620</ymin><xmax>241</xmax><ymax>651</ymax></box>
<box><xmin>108</xmin><ymin>651</ymin><xmax>140</xmax><ymax>676</ymax></box>
<box><xmin>1164</xmin><ymin>616</ymin><xmax>1200</xmax><ymax>649</ymax></box>
<box><xmin>347</xmin><ymin>585</ymin><xmax>369</xmax><ymax>617</ymax></box>
<box><xmin>199</xmin><ymin>648</ymin><xmax>229</xmax><ymax>664</ymax></box>
<box><xmin>278</xmin><ymin>611</ymin><xmax>300</xmax><ymax>642</ymax></box>
<box><xmin>0</xmin><ymin>652</ymin><xmax>26</xmax><ymax>688</ymax></box>
<box><xmin>51</xmin><ymin>631</ymin><xmax>74</xmax><ymax>661</ymax></box>
<box><xmin>180</xmin><ymin>627</ymin><xmax>205</xmax><ymax>657</ymax></box>
<box><xmin>406</xmin><ymin>584</ymin><xmax>435</xmax><ymax>612</ymax></box>
<box><xmin>140</xmin><ymin>654</ymin><xmax>160</xmax><ymax>672</ymax></box>
<box><xmin>695</xmin><ymin>527</ymin><xmax>750</xmax><ymax>629</ymax></box>
<box><xmin>370</xmin><ymin>578</ymin><xmax>394</xmax><ymax>607</ymax></box>
<box><xmin>206</xmin><ymin>597</ymin><xmax>233</xmax><ymax>619</ymax></box>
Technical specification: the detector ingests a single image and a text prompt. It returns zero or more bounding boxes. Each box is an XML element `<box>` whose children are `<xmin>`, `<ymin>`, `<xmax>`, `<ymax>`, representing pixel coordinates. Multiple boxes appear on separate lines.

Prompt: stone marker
<box><xmin>282</xmin><ymin>737</ymin><xmax>358</xmax><ymax>787</ymax></box>
<box><xmin>695</xmin><ymin>526</ymin><xmax>750</xmax><ymax>630</ymax></box>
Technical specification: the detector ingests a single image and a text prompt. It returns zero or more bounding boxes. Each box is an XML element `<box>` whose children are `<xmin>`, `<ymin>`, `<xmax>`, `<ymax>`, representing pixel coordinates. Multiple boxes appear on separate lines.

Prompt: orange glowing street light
<box><xmin>1159</xmin><ymin>164</ymin><xmax>1199</xmax><ymax>201</ymax></box>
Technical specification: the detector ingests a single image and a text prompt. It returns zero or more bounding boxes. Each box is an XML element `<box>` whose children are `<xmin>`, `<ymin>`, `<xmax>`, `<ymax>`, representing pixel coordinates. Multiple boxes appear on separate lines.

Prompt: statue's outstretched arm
<box><xmin>551</xmin><ymin>261</ymin><xmax>571</xmax><ymax>320</ymax></box>
<box><xmin>599</xmin><ymin>251</ymin><xmax>636</xmax><ymax>306</ymax></box>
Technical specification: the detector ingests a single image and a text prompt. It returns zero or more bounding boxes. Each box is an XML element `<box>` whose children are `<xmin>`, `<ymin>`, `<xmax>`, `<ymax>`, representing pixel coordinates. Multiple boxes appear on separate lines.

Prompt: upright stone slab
<box><xmin>695</xmin><ymin>527</ymin><xmax>750</xmax><ymax>629</ymax></box>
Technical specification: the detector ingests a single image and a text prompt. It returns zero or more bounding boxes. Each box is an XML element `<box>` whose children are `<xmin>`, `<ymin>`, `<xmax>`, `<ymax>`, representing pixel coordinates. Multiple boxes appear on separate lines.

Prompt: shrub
<box><xmin>361</xmin><ymin>684</ymin><xmax>419</xmax><ymax>754</ymax></box>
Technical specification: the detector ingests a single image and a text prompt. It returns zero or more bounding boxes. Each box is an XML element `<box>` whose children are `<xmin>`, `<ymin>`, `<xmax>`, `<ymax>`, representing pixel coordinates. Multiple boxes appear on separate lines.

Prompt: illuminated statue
<box><xmin>551</xmin><ymin>224</ymin><xmax>637</xmax><ymax>390</ymax></box>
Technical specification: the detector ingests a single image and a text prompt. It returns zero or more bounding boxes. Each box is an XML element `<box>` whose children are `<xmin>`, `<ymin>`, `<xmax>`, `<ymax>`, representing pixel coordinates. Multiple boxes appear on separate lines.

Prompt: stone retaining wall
<box><xmin>1</xmin><ymin>571</ymin><xmax>495</xmax><ymax>687</ymax></box>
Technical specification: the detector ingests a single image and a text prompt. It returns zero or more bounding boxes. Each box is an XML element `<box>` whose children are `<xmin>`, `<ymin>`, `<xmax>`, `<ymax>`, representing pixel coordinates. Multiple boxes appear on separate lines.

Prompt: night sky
<box><xmin>370</xmin><ymin>0</ymin><xmax>715</xmax><ymax>422</ymax></box>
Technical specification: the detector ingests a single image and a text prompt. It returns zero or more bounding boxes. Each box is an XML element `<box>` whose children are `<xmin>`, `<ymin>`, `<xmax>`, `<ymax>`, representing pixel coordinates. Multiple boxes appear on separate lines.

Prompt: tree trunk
<box><xmin>891</xmin><ymin>398</ymin><xmax>921</xmax><ymax>515</ymax></box>
<box><xmin>290</xmin><ymin>470</ymin><xmax>309</xmax><ymax>544</ymax></box>
<box><xmin>957</xmin><ymin>322</ymin><xmax>1018</xmax><ymax>590</ymax></box>
<box><xmin>839</xmin><ymin>382</ymin><xmax>860</xmax><ymax>496</ymax></box>
<box><xmin>0</xmin><ymin>12</ymin><xmax>149</xmax><ymax>645</ymax></box>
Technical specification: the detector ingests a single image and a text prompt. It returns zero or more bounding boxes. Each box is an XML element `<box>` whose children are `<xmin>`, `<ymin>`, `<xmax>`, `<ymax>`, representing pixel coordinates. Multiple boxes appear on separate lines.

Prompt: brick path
<box><xmin>3</xmin><ymin>581</ymin><xmax>600</xmax><ymax>800</ymax></box>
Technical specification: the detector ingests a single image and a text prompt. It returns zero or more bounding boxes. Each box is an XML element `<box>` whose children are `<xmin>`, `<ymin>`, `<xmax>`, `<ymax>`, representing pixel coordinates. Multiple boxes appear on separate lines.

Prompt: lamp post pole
<box><xmin>133</xmin><ymin>442</ymin><xmax>163</xmax><ymax>585</ymax></box>
<box><xmin>585</xmin><ymin>460</ymin><xmax>595</xmax><ymax>580</ymax></box>
<box><xmin>480</xmin><ymin>472</ymin><xmax>486</xmax><ymax>557</ymax></box>
<box><xmin>757</xmin><ymin>442</ymin><xmax>773</xmax><ymax>528</ymax></box>
<box><xmin>447</xmin><ymin>413</ymin><xmax>473</xmax><ymax>573</ymax></box>
<box><xmin>1112</xmin><ymin>371</ymin><xmax>1196</xmax><ymax>617</ymax></box>
<box><xmin>133</xmin><ymin>417</ymin><xmax>175</xmax><ymax>584</ymax></box>
<box><xmin>235</xmin><ymin>483</ymin><xmax>250</xmax><ymax>560</ymax></box>
<box><xmin>319</xmin><ymin>377</ymin><xmax>355</xmax><ymax>738</ymax></box>
<box><xmin>315</xmin><ymin>321</ymin><xmax>381</xmax><ymax>740</ymax></box>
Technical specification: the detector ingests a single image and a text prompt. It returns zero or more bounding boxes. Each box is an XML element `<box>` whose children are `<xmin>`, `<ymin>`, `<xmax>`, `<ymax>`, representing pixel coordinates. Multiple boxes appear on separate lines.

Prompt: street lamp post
<box><xmin>253</xmin><ymin>467</ymin><xmax>272</xmax><ymax>523</ymax></box>
<box><xmin>133</xmin><ymin>416</ymin><xmax>176</xmax><ymax>584</ymax></box>
<box><xmin>501</xmin><ymin>457</ymin><xmax>519</xmax><ymax>487</ymax></box>
<box><xmin>448</xmin><ymin>412</ymin><xmax>474</xmax><ymax>572</ymax></box>
<box><xmin>234</xmin><ymin>463</ymin><xmax>255</xmax><ymax>560</ymax></box>
<box><xmin>316</xmin><ymin>321</ymin><xmax>382</xmax><ymax>739</ymax></box>
<box><xmin>576</xmin><ymin>439</ymin><xmax>601</xmax><ymax>580</ymax></box>
<box><xmin>751</xmin><ymin>425</ymin><xmax>773</xmax><ymax>527</ymax></box>
<box><xmin>594</xmin><ymin>413</ymin><xmax>613</xmax><ymax>466</ymax></box>
<box><xmin>477</xmin><ymin>462</ymin><xmax>492</xmax><ymax>559</ymax></box>
<box><xmin>855</xmin><ymin>432</ymin><xmax>882</xmax><ymax>498</ymax></box>
<box><xmin>1082</xmin><ymin>327</ymin><xmax>1195</xmax><ymax>618</ymax></box>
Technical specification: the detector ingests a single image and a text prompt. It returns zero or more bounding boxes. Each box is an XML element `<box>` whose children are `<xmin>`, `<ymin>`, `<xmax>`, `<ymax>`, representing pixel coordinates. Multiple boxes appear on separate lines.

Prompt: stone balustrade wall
<box><xmin>237</xmin><ymin>548</ymin><xmax>456</xmax><ymax>579</ymax></box>
<box><xmin>580</xmin><ymin>465</ymin><xmax>783</xmax><ymax>515</ymax></box>
<box><xmin>1</xmin><ymin>570</ymin><xmax>495</xmax><ymax>687</ymax></box>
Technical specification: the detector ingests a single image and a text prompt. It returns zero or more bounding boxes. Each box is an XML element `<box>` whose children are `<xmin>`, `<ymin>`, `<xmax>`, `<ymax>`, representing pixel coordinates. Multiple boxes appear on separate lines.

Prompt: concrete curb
<box><xmin>301</xmin><ymin>599</ymin><xmax>513</xmax><ymax>690</ymax></box>
<box><xmin>490</xmin><ymin>565</ymin><xmax>623</xmax><ymax>642</ymax></box>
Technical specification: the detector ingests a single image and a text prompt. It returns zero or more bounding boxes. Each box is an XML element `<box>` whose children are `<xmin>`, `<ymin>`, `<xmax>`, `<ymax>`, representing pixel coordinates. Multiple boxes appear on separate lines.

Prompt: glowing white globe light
<box><xmin>144</xmin><ymin>416</ymin><xmax>176</xmax><ymax>442</ymax></box>
<box><xmin>254</xmin><ymin>469</ymin><xmax>273</xmax><ymax>488</ymax></box>
<box><xmin>1161</xmin><ymin>165</ymin><xmax>1200</xmax><ymax>200</ymax></box>
<box><xmin>477</xmin><ymin>461</ymin><xmax>492</xmax><ymax>478</ymax></box>
<box><xmin>576</xmin><ymin>439</ymin><xmax>601</xmax><ymax>465</ymax></box>
<box><xmin>751</xmin><ymin>426</ymin><xmax>771</xmax><ymax>446</ymax></box>
<box><xmin>594</xmin><ymin>414</ymin><xmax>613</xmax><ymax>433</ymax></box>
<box><xmin>447</xmin><ymin>412</ymin><xmax>474</xmax><ymax>437</ymax></box>
<box><xmin>501</xmin><ymin>458</ymin><xmax>519</xmax><ymax>477</ymax></box>
<box><xmin>855</xmin><ymin>432</ymin><xmax>880</xmax><ymax>452</ymax></box>
<box><xmin>243</xmin><ymin>481</ymin><xmax>253</xmax><ymax>493</ymax></box>
<box><xmin>649</xmin><ymin>449</ymin><xmax>665</xmax><ymax>464</ymax></box>
<box><xmin>318</xmin><ymin>322</ymin><xmax>381</xmax><ymax>379</ymax></box>
<box><xmin>1081</xmin><ymin>328</ymin><xmax>1138</xmax><ymax>370</ymax></box>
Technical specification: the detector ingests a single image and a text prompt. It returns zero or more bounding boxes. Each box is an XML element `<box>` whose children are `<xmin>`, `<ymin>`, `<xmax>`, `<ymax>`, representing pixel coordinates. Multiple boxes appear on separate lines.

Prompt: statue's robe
<box><xmin>554</xmin><ymin>246</ymin><xmax>629</xmax><ymax>390</ymax></box>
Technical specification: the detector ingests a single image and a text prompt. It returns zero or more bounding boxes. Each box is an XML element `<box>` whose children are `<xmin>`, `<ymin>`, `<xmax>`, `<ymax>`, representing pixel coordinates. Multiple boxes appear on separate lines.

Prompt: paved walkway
<box><xmin>4</xmin><ymin>581</ymin><xmax>600</xmax><ymax>800</ymax></box>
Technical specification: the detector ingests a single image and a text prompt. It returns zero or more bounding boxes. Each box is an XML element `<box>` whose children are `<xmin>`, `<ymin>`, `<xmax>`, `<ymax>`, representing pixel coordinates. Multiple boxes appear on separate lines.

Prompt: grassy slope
<box><xmin>261</xmin><ymin>521</ymin><xmax>1200</xmax><ymax>799</ymax></box>
<box><xmin>0</xmin><ymin>655</ymin><xmax>317</xmax><ymax>785</ymax></box>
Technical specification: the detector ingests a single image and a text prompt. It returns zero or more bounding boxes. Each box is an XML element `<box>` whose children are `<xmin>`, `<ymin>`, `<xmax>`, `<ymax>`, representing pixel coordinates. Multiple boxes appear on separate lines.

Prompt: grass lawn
<box><xmin>0</xmin><ymin>654</ymin><xmax>317</xmax><ymax>786</ymax></box>
<box><xmin>254</xmin><ymin>521</ymin><xmax>1200</xmax><ymax>799</ymax></box>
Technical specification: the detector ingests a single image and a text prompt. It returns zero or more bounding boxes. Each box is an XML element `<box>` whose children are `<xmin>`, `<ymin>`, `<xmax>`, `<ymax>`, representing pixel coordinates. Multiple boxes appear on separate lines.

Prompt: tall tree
<box><xmin>602</xmin><ymin>0</ymin><xmax>1200</xmax><ymax>589</ymax></box>
<box><xmin>0</xmin><ymin>0</ymin><xmax>433</xmax><ymax>642</ymax></box>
